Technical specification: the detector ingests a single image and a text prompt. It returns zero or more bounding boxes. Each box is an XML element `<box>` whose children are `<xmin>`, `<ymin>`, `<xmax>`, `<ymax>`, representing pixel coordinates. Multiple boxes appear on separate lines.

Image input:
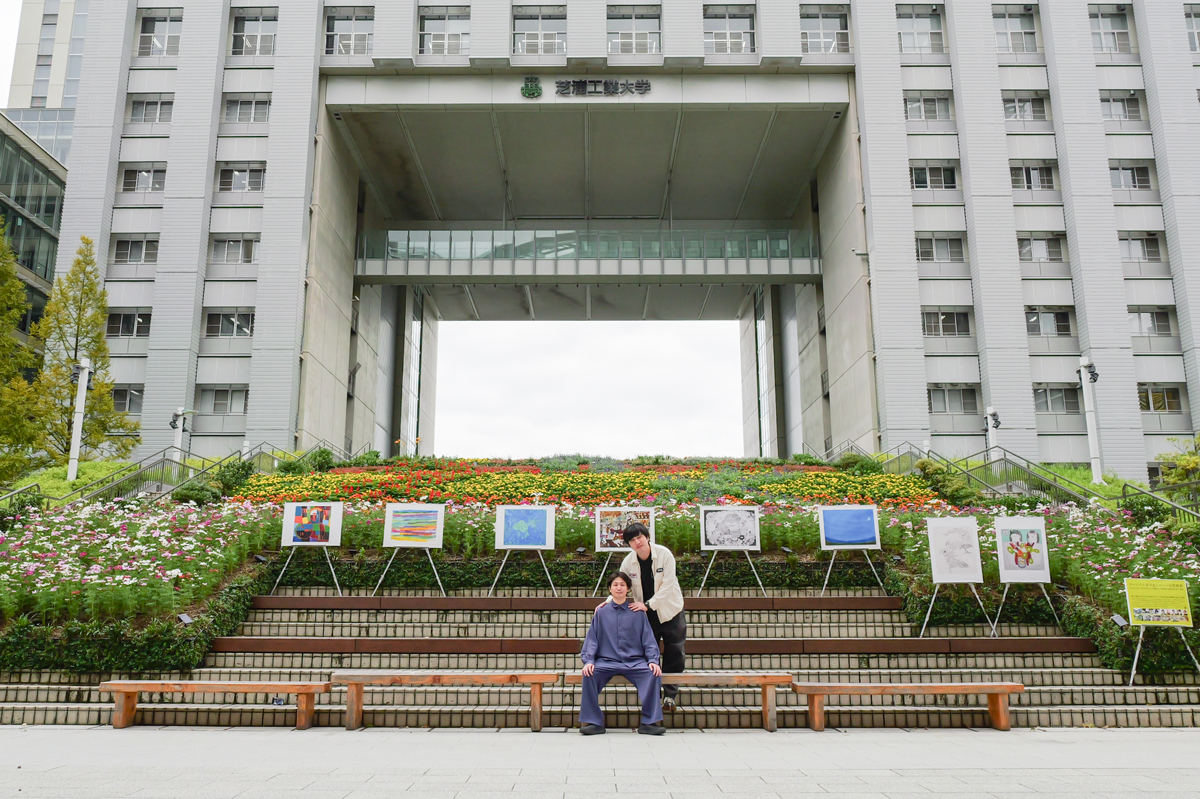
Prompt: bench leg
<box><xmin>807</xmin><ymin>694</ymin><xmax>825</xmax><ymax>732</ymax></box>
<box><xmin>112</xmin><ymin>692</ymin><xmax>137</xmax><ymax>729</ymax></box>
<box><xmin>761</xmin><ymin>684</ymin><xmax>777</xmax><ymax>732</ymax></box>
<box><xmin>345</xmin><ymin>684</ymin><xmax>364</xmax><ymax>731</ymax></box>
<box><xmin>295</xmin><ymin>693</ymin><xmax>315</xmax><ymax>730</ymax></box>
<box><xmin>987</xmin><ymin>693</ymin><xmax>1010</xmax><ymax>731</ymax></box>
<box><xmin>529</xmin><ymin>683</ymin><xmax>543</xmax><ymax>732</ymax></box>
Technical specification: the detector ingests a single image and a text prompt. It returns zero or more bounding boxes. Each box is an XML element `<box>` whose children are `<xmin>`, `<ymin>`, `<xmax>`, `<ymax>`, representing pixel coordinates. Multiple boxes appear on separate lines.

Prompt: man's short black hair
<box><xmin>608</xmin><ymin>571</ymin><xmax>633</xmax><ymax>591</ymax></box>
<box><xmin>622</xmin><ymin>522</ymin><xmax>650</xmax><ymax>544</ymax></box>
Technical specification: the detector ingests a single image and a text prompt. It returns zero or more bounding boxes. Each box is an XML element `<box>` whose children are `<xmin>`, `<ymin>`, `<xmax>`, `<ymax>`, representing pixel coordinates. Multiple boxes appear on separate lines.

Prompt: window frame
<box><xmin>896</xmin><ymin>4</ymin><xmax>944</xmax><ymax>53</ymax></box>
<box><xmin>1025</xmin><ymin>307</ymin><xmax>1072</xmax><ymax>337</ymax></box>
<box><xmin>419</xmin><ymin>5</ymin><xmax>471</xmax><ymax>55</ymax></box>
<box><xmin>921</xmin><ymin>310</ymin><xmax>971</xmax><ymax>337</ymax></box>
<box><xmin>1138</xmin><ymin>384</ymin><xmax>1183</xmax><ymax>414</ymax></box>
<box><xmin>1033</xmin><ymin>386</ymin><xmax>1081</xmax><ymax>414</ymax></box>
<box><xmin>915</xmin><ymin>234</ymin><xmax>966</xmax><ymax>263</ymax></box>
<box><xmin>211</xmin><ymin>235</ymin><xmax>260</xmax><ymax>265</ymax></box>
<box><xmin>1017</xmin><ymin>235</ymin><xmax>1065</xmax><ymax>263</ymax></box>
<box><xmin>703</xmin><ymin>4</ymin><xmax>757</xmax><ymax>55</ymax></box>
<box><xmin>136</xmin><ymin>9</ymin><xmax>183</xmax><ymax>57</ymax></box>
<box><xmin>216</xmin><ymin>163</ymin><xmax>267</xmax><ymax>193</ymax></box>
<box><xmin>799</xmin><ymin>5</ymin><xmax>849</xmax><ymax>54</ymax></box>
<box><xmin>112</xmin><ymin>385</ymin><xmax>145</xmax><ymax>414</ymax></box>
<box><xmin>512</xmin><ymin>5</ymin><xmax>568</xmax><ymax>55</ymax></box>
<box><xmin>993</xmin><ymin>5</ymin><xmax>1038</xmax><ymax>53</ymax></box>
<box><xmin>231</xmin><ymin>7</ymin><xmax>278</xmax><ymax>56</ymax></box>
<box><xmin>606</xmin><ymin>4</ymin><xmax>662</xmax><ymax>55</ymax></box>
<box><xmin>204</xmin><ymin>307</ymin><xmax>256</xmax><ymax>338</ymax></box>
<box><xmin>106</xmin><ymin>310</ymin><xmax>152</xmax><ymax>338</ymax></box>
<box><xmin>325</xmin><ymin>6</ymin><xmax>375</xmax><ymax>55</ymax></box>
<box><xmin>198</xmin><ymin>385</ymin><xmax>250</xmax><ymax>415</ymax></box>
<box><xmin>113</xmin><ymin>237</ymin><xmax>160</xmax><ymax>265</ymax></box>
<box><xmin>927</xmin><ymin>386</ymin><xmax>979</xmax><ymax>414</ymax></box>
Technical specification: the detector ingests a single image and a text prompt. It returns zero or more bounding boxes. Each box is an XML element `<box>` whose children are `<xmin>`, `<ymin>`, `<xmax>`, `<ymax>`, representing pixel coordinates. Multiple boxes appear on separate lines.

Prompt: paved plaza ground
<box><xmin>0</xmin><ymin>726</ymin><xmax>1197</xmax><ymax>798</ymax></box>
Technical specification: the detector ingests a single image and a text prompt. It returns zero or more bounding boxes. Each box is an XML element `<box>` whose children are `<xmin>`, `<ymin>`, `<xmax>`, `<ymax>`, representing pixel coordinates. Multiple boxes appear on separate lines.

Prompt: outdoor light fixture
<box><xmin>1084</xmin><ymin>363</ymin><xmax>1099</xmax><ymax>383</ymax></box>
<box><xmin>177</xmin><ymin>613</ymin><xmax>194</xmax><ymax>625</ymax></box>
<box><xmin>988</xmin><ymin>410</ymin><xmax>1001</xmax><ymax>429</ymax></box>
<box><xmin>781</xmin><ymin>547</ymin><xmax>793</xmax><ymax>554</ymax></box>
<box><xmin>892</xmin><ymin>555</ymin><xmax>903</xmax><ymax>563</ymax></box>
<box><xmin>254</xmin><ymin>555</ymin><xmax>268</xmax><ymax>563</ymax></box>
<box><xmin>169</xmin><ymin>411</ymin><xmax>187</xmax><ymax>431</ymax></box>
<box><xmin>576</xmin><ymin>547</ymin><xmax>587</xmax><ymax>555</ymax></box>
<box><xmin>1111</xmin><ymin>614</ymin><xmax>1129</xmax><ymax>628</ymax></box>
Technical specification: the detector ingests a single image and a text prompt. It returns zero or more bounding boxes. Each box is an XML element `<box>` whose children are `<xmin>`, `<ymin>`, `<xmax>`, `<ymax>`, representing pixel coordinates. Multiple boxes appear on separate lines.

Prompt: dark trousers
<box><xmin>580</xmin><ymin>664</ymin><xmax>663</xmax><ymax>727</ymax></box>
<box><xmin>649</xmin><ymin>610</ymin><xmax>687</xmax><ymax>699</ymax></box>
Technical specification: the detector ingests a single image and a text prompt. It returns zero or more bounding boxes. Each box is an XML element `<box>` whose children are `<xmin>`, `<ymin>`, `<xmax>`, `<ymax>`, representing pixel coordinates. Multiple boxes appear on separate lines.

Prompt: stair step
<box><xmin>245</xmin><ymin>610</ymin><xmax>911</xmax><ymax>623</ymax></box>
<box><xmin>234</xmin><ymin>623</ymin><xmax>921</xmax><ymax>638</ymax></box>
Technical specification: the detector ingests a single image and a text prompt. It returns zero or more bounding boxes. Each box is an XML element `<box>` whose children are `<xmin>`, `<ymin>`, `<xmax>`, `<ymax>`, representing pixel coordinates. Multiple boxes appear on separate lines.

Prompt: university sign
<box><xmin>520</xmin><ymin>76</ymin><xmax>652</xmax><ymax>98</ymax></box>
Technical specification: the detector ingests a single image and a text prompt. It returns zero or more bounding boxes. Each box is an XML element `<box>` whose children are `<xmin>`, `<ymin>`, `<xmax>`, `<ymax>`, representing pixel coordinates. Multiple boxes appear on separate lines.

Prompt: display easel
<box><xmin>489</xmin><ymin>550</ymin><xmax>557</xmax><ymax>597</ymax></box>
<box><xmin>820</xmin><ymin>549</ymin><xmax>884</xmax><ymax>597</ymax></box>
<box><xmin>918</xmin><ymin>582</ymin><xmax>992</xmax><ymax>638</ymax></box>
<box><xmin>372</xmin><ymin>548</ymin><xmax>446</xmax><ymax>598</ymax></box>
<box><xmin>591</xmin><ymin>552</ymin><xmax>615</xmax><ymax>597</ymax></box>
<box><xmin>1128</xmin><ymin>626</ymin><xmax>1200</xmax><ymax>687</ymax></box>
<box><xmin>988</xmin><ymin>582</ymin><xmax>1060</xmax><ymax>637</ymax></box>
<box><xmin>694</xmin><ymin>551</ymin><xmax>767</xmax><ymax>597</ymax></box>
<box><xmin>270</xmin><ymin>546</ymin><xmax>342</xmax><ymax>597</ymax></box>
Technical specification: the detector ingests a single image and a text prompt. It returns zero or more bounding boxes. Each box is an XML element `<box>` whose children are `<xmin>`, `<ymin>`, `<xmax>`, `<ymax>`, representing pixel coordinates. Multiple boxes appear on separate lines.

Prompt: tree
<box><xmin>30</xmin><ymin>236</ymin><xmax>139</xmax><ymax>463</ymax></box>
<box><xmin>0</xmin><ymin>217</ymin><xmax>41</xmax><ymax>482</ymax></box>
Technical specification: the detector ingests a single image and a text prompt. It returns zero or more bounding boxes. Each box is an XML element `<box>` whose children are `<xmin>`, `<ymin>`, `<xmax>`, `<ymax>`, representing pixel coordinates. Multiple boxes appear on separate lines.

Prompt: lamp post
<box><xmin>1077</xmin><ymin>355</ymin><xmax>1103</xmax><ymax>484</ymax></box>
<box><xmin>66</xmin><ymin>357</ymin><xmax>92</xmax><ymax>482</ymax></box>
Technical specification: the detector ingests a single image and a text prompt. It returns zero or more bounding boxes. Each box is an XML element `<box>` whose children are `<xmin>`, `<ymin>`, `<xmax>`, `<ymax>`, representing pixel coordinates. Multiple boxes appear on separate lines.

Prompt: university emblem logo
<box><xmin>521</xmin><ymin>76</ymin><xmax>543</xmax><ymax>99</ymax></box>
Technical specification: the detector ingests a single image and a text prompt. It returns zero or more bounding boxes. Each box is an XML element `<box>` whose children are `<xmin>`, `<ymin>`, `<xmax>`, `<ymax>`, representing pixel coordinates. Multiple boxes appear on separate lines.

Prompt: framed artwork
<box><xmin>595</xmin><ymin>507</ymin><xmax>655</xmax><ymax>552</ymax></box>
<box><xmin>383</xmin><ymin>503</ymin><xmax>445</xmax><ymax>549</ymax></box>
<box><xmin>281</xmin><ymin>502</ymin><xmax>343</xmax><ymax>547</ymax></box>
<box><xmin>699</xmin><ymin>506</ymin><xmax>761</xmax><ymax>551</ymax></box>
<box><xmin>994</xmin><ymin>516</ymin><xmax>1051</xmax><ymax>584</ymax></box>
<box><xmin>926</xmin><ymin>517</ymin><xmax>984</xmax><ymax>584</ymax></box>
<box><xmin>495</xmin><ymin>505</ymin><xmax>556</xmax><ymax>550</ymax></box>
<box><xmin>1125</xmin><ymin>578</ymin><xmax>1194</xmax><ymax>627</ymax></box>
<box><xmin>818</xmin><ymin>505</ymin><xmax>881</xmax><ymax>550</ymax></box>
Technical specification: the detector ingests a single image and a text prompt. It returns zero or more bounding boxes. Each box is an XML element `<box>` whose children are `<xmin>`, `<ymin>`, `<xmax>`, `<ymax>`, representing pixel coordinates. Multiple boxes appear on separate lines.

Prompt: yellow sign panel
<box><xmin>1125</xmin><ymin>578</ymin><xmax>1194</xmax><ymax>627</ymax></box>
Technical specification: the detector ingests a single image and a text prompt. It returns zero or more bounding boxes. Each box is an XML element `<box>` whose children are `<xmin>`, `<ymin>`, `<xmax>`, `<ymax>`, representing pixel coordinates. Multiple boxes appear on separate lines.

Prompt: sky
<box><xmin>0</xmin><ymin>8</ymin><xmax>745</xmax><ymax>459</ymax></box>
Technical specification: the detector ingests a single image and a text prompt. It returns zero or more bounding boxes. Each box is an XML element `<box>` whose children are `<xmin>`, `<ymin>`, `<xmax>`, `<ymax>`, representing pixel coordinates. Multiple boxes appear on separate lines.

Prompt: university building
<box><xmin>7</xmin><ymin>0</ymin><xmax>1200</xmax><ymax>479</ymax></box>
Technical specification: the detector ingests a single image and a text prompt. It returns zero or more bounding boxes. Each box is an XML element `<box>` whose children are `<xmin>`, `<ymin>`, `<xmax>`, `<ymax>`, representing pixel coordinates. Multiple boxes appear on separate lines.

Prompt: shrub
<box><xmin>213</xmin><ymin>458</ymin><xmax>255</xmax><ymax>495</ymax></box>
<box><xmin>1119</xmin><ymin>493</ymin><xmax>1171</xmax><ymax>528</ymax></box>
<box><xmin>308</xmin><ymin>448</ymin><xmax>336</xmax><ymax>473</ymax></box>
<box><xmin>834</xmin><ymin>452</ymin><xmax>883</xmax><ymax>475</ymax></box>
<box><xmin>172</xmin><ymin>481</ymin><xmax>223</xmax><ymax>505</ymax></box>
<box><xmin>790</xmin><ymin>453</ymin><xmax>827</xmax><ymax>466</ymax></box>
<box><xmin>275</xmin><ymin>456</ymin><xmax>310</xmax><ymax>476</ymax></box>
<box><xmin>915</xmin><ymin>458</ymin><xmax>983</xmax><ymax>506</ymax></box>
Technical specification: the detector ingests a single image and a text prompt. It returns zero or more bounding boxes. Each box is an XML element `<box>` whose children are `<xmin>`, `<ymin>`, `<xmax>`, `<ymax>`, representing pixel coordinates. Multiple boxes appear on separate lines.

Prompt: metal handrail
<box><xmin>949</xmin><ymin>445</ymin><xmax>1110</xmax><ymax>504</ymax></box>
<box><xmin>824</xmin><ymin>439</ymin><xmax>872</xmax><ymax>462</ymax></box>
<box><xmin>1120</xmin><ymin>482</ymin><xmax>1200</xmax><ymax>524</ymax></box>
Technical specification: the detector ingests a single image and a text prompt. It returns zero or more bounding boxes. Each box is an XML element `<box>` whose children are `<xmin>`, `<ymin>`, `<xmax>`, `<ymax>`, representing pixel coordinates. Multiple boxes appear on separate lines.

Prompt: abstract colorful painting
<box><xmin>994</xmin><ymin>517</ymin><xmax>1051</xmax><ymax>584</ymax></box>
<box><xmin>495</xmin><ymin>505</ymin><xmax>556</xmax><ymax>550</ymax></box>
<box><xmin>818</xmin><ymin>505</ymin><xmax>881</xmax><ymax>550</ymax></box>
<box><xmin>595</xmin><ymin>507</ymin><xmax>655</xmax><ymax>551</ymax></box>
<box><xmin>383</xmin><ymin>503</ymin><xmax>445</xmax><ymax>549</ymax></box>
<box><xmin>281</xmin><ymin>502</ymin><xmax>343</xmax><ymax>547</ymax></box>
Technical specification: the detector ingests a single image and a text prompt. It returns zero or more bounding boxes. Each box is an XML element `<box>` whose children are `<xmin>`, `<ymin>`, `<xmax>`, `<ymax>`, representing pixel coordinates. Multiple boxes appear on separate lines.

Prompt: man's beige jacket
<box><xmin>618</xmin><ymin>543</ymin><xmax>684</xmax><ymax>623</ymax></box>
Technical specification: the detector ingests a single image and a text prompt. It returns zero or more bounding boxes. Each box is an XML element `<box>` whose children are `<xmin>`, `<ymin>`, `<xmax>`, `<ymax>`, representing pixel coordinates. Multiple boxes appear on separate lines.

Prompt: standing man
<box><xmin>615</xmin><ymin>522</ymin><xmax>687</xmax><ymax>711</ymax></box>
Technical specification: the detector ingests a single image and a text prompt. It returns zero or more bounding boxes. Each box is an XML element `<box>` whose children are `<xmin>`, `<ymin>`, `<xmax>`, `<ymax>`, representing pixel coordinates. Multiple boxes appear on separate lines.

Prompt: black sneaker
<box><xmin>662</xmin><ymin>696</ymin><xmax>677</xmax><ymax>712</ymax></box>
<box><xmin>638</xmin><ymin>723</ymin><xmax>666</xmax><ymax>735</ymax></box>
<box><xmin>579</xmin><ymin>723</ymin><xmax>606</xmax><ymax>735</ymax></box>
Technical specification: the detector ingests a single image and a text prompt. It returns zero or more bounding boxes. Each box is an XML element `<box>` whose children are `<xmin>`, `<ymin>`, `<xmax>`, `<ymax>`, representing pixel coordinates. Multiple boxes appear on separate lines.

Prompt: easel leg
<box><xmin>371</xmin><ymin>549</ymin><xmax>400</xmax><ymax>597</ymax></box>
<box><xmin>819</xmin><ymin>551</ymin><xmax>838</xmax><ymax>597</ymax></box>
<box><xmin>488</xmin><ymin>550</ymin><xmax>512</xmax><ymax>598</ymax></box>
<box><xmin>990</xmin><ymin>584</ymin><xmax>1010</xmax><ymax>638</ymax></box>
<box><xmin>918</xmin><ymin>583</ymin><xmax>940</xmax><ymax>639</ymax></box>
<box><xmin>1177</xmin><ymin>627</ymin><xmax>1200</xmax><ymax>675</ymax></box>
<box><xmin>1128</xmin><ymin>625</ymin><xmax>1147</xmax><ymax>687</ymax></box>
<box><xmin>696</xmin><ymin>551</ymin><xmax>718</xmax><ymax>597</ymax></box>
<box><xmin>1039</xmin><ymin>583</ymin><xmax>1061</xmax><ymax>627</ymax></box>
<box><xmin>427</xmin><ymin>548</ymin><xmax>447</xmax><ymax>597</ymax></box>
<box><xmin>269</xmin><ymin>548</ymin><xmax>297</xmax><ymax>596</ymax></box>
<box><xmin>744</xmin><ymin>550</ymin><xmax>767</xmax><ymax>598</ymax></box>
<box><xmin>863</xmin><ymin>550</ymin><xmax>884</xmax><ymax>589</ymax></box>
<box><xmin>323</xmin><ymin>546</ymin><xmax>342</xmax><ymax>597</ymax></box>
<box><xmin>969</xmin><ymin>584</ymin><xmax>994</xmax><ymax>631</ymax></box>
<box><xmin>592</xmin><ymin>553</ymin><xmax>614</xmax><ymax>597</ymax></box>
<box><xmin>537</xmin><ymin>550</ymin><xmax>558</xmax><ymax>597</ymax></box>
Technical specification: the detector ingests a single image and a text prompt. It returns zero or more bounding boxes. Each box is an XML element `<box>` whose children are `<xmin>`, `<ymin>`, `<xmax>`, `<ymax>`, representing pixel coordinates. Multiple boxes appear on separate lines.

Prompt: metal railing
<box><xmin>879</xmin><ymin>442</ymin><xmax>928</xmax><ymax>475</ymax></box>
<box><xmin>928</xmin><ymin>446</ymin><xmax>1110</xmax><ymax>510</ymax></box>
<box><xmin>824</xmin><ymin>439</ymin><xmax>872</xmax><ymax>462</ymax></box>
<box><xmin>1120</xmin><ymin>480</ymin><xmax>1200</xmax><ymax>524</ymax></box>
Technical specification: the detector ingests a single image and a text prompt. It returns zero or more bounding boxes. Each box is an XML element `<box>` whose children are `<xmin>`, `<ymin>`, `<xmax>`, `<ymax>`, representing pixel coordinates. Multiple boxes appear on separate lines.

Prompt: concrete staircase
<box><xmin>1</xmin><ymin>588</ymin><xmax>1197</xmax><ymax>729</ymax></box>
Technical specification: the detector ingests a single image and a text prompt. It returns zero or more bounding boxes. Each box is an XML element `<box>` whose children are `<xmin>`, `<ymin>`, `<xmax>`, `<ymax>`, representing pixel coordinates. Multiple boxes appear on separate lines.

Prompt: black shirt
<box><xmin>639</xmin><ymin>552</ymin><xmax>655</xmax><ymax>603</ymax></box>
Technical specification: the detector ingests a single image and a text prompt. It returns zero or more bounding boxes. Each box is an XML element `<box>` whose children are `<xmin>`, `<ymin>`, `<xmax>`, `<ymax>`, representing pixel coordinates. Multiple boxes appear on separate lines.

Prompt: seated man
<box><xmin>579</xmin><ymin>572</ymin><xmax>666</xmax><ymax>736</ymax></box>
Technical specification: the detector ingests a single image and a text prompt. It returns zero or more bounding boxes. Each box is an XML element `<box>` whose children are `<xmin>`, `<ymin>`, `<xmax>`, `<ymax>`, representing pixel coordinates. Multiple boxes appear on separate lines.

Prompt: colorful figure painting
<box><xmin>595</xmin><ymin>507</ymin><xmax>655</xmax><ymax>551</ymax></box>
<box><xmin>281</xmin><ymin>502</ymin><xmax>343</xmax><ymax>547</ymax></box>
<box><xmin>994</xmin><ymin>517</ymin><xmax>1051</xmax><ymax>584</ymax></box>
<box><xmin>818</xmin><ymin>505</ymin><xmax>881</xmax><ymax>550</ymax></box>
<box><xmin>383</xmin><ymin>503</ymin><xmax>445</xmax><ymax>549</ymax></box>
<box><xmin>495</xmin><ymin>505</ymin><xmax>556</xmax><ymax>550</ymax></box>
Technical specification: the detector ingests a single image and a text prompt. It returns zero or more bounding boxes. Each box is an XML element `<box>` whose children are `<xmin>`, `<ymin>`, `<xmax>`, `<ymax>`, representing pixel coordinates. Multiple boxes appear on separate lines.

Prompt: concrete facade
<box><xmin>9</xmin><ymin>0</ymin><xmax>1200</xmax><ymax>477</ymax></box>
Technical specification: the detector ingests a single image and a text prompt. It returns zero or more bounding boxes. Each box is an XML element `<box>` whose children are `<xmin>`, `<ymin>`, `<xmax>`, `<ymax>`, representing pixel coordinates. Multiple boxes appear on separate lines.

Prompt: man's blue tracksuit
<box><xmin>579</xmin><ymin>600</ymin><xmax>663</xmax><ymax>727</ymax></box>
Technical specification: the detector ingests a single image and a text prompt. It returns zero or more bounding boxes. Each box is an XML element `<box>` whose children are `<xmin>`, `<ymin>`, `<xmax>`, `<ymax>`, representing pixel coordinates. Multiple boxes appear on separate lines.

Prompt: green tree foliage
<box><xmin>30</xmin><ymin>236</ymin><xmax>139</xmax><ymax>463</ymax></box>
<box><xmin>0</xmin><ymin>217</ymin><xmax>41</xmax><ymax>482</ymax></box>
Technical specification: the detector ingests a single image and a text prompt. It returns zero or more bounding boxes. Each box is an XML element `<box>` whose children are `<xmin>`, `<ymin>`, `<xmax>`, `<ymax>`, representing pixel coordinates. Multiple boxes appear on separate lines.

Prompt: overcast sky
<box><xmin>0</xmin><ymin>13</ymin><xmax>745</xmax><ymax>459</ymax></box>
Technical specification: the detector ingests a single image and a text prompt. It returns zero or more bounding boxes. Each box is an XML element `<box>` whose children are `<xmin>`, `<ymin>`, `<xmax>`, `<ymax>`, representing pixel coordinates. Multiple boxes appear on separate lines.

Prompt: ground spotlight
<box><xmin>177</xmin><ymin>613</ymin><xmax>194</xmax><ymax>626</ymax></box>
<box><xmin>1111</xmin><ymin>614</ymin><xmax>1129</xmax><ymax>628</ymax></box>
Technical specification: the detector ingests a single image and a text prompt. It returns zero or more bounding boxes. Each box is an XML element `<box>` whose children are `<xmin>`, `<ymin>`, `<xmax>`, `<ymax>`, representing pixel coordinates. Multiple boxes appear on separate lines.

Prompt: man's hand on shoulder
<box><xmin>629</xmin><ymin>601</ymin><xmax>648</xmax><ymax>612</ymax></box>
<box><xmin>649</xmin><ymin>662</ymin><xmax>662</xmax><ymax>676</ymax></box>
<box><xmin>593</xmin><ymin>602</ymin><xmax>605</xmax><ymax>614</ymax></box>
<box><xmin>582</xmin><ymin>663</ymin><xmax>594</xmax><ymax>677</ymax></box>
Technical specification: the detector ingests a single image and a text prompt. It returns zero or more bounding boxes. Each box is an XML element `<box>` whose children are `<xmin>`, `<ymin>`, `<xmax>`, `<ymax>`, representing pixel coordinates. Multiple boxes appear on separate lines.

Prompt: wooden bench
<box><xmin>97</xmin><ymin>680</ymin><xmax>332</xmax><ymax>730</ymax></box>
<box><xmin>564</xmin><ymin>672</ymin><xmax>793</xmax><ymax>731</ymax></box>
<box><xmin>331</xmin><ymin>670</ymin><xmax>561</xmax><ymax>731</ymax></box>
<box><xmin>790</xmin><ymin>681</ymin><xmax>1025</xmax><ymax>731</ymax></box>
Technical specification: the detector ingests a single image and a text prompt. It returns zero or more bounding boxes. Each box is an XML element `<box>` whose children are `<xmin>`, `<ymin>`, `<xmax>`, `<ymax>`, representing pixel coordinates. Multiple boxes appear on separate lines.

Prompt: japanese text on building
<box><xmin>554</xmin><ymin>79</ymin><xmax>651</xmax><ymax>96</ymax></box>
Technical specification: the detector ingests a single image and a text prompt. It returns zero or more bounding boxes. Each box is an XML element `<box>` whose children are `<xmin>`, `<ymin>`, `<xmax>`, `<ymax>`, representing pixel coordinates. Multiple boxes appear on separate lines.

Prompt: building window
<box><xmin>205</xmin><ymin>309</ymin><xmax>255</xmax><ymax>337</ymax></box>
<box><xmin>38</xmin><ymin>13</ymin><xmax>57</xmax><ymax>56</ymax></box>
<box><xmin>607</xmin><ymin>5</ymin><xmax>661</xmax><ymax>54</ymax></box>
<box><xmin>915</xmin><ymin>235</ymin><xmax>965</xmax><ymax>262</ymax></box>
<box><xmin>1033</xmin><ymin>387</ymin><xmax>1080</xmax><ymax>414</ymax></box>
<box><xmin>137</xmin><ymin>9</ymin><xmax>183</xmax><ymax>57</ymax></box>
<box><xmin>703</xmin><ymin>5</ymin><xmax>756</xmax><ymax>54</ymax></box>
<box><xmin>994</xmin><ymin>6</ymin><xmax>1037</xmax><ymax>53</ymax></box>
<box><xmin>419</xmin><ymin>6</ymin><xmax>471</xmax><ymax>54</ymax></box>
<box><xmin>922</xmin><ymin>311</ymin><xmax>970</xmax><ymax>336</ymax></box>
<box><xmin>904</xmin><ymin>94</ymin><xmax>952</xmax><ymax>121</ymax></box>
<box><xmin>513</xmin><ymin>6</ymin><xmax>567</xmax><ymax>54</ymax></box>
<box><xmin>128</xmin><ymin>95</ymin><xmax>174</xmax><ymax>123</ymax></box>
<box><xmin>217</xmin><ymin>165</ymin><xmax>265</xmax><ymax>192</ymax></box>
<box><xmin>1003</xmin><ymin>95</ymin><xmax>1047</xmax><ymax>121</ymax></box>
<box><xmin>32</xmin><ymin>55</ymin><xmax>51</xmax><ymax>106</ymax></box>
<box><xmin>1025</xmin><ymin>309</ymin><xmax>1071</xmax><ymax>336</ymax></box>
<box><xmin>224</xmin><ymin>95</ymin><xmax>271</xmax><ymax>123</ymax></box>
<box><xmin>212</xmin><ymin>237</ymin><xmax>260</xmax><ymax>264</ymax></box>
<box><xmin>1018</xmin><ymin>236</ymin><xmax>1064</xmax><ymax>262</ymax></box>
<box><xmin>1110</xmin><ymin>165</ymin><xmax>1152</xmax><ymax>190</ymax></box>
<box><xmin>199</xmin><ymin>387</ymin><xmax>249</xmax><ymax>414</ymax></box>
<box><xmin>1139</xmin><ymin>385</ymin><xmax>1182</xmax><ymax>413</ymax></box>
<box><xmin>1188</xmin><ymin>6</ymin><xmax>1200</xmax><ymax>52</ymax></box>
<box><xmin>1119</xmin><ymin>233</ymin><xmax>1162</xmax><ymax>262</ymax></box>
<box><xmin>112</xmin><ymin>386</ymin><xmax>145</xmax><ymax>414</ymax></box>
<box><xmin>232</xmin><ymin>8</ymin><xmax>277</xmax><ymax>56</ymax></box>
<box><xmin>1129</xmin><ymin>310</ymin><xmax>1171</xmax><ymax>336</ymax></box>
<box><xmin>1011</xmin><ymin>165</ymin><xmax>1054</xmax><ymax>190</ymax></box>
<box><xmin>325</xmin><ymin>7</ymin><xmax>374</xmax><ymax>55</ymax></box>
<box><xmin>106</xmin><ymin>311</ymin><xmax>152</xmax><ymax>337</ymax></box>
<box><xmin>121</xmin><ymin>165</ymin><xmax>167</xmax><ymax>192</ymax></box>
<box><xmin>799</xmin><ymin>5</ymin><xmax>849</xmax><ymax>53</ymax></box>
<box><xmin>1100</xmin><ymin>94</ymin><xmax>1141</xmax><ymax>121</ymax></box>
<box><xmin>928</xmin><ymin>387</ymin><xmax>978</xmax><ymax>414</ymax></box>
<box><xmin>16</xmin><ymin>287</ymin><xmax>47</xmax><ymax>335</ymax></box>
<box><xmin>1090</xmin><ymin>7</ymin><xmax>1132</xmax><ymax>53</ymax></box>
<box><xmin>114</xmin><ymin>238</ymin><xmax>159</xmax><ymax>264</ymax></box>
<box><xmin>911</xmin><ymin>164</ymin><xmax>956</xmax><ymax>189</ymax></box>
<box><xmin>896</xmin><ymin>4</ymin><xmax>943</xmax><ymax>53</ymax></box>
